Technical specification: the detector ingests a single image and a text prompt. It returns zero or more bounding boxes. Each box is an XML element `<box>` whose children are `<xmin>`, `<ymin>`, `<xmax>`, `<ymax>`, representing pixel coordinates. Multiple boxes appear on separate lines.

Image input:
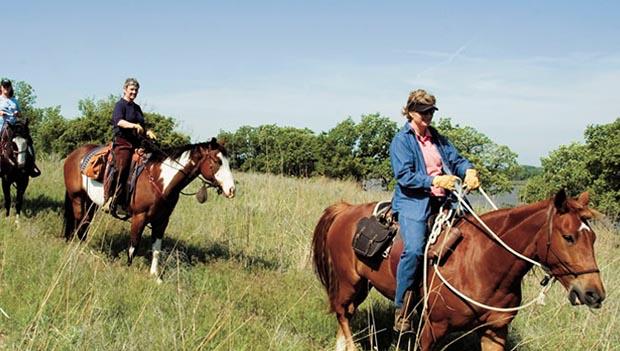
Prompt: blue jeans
<box><xmin>394</xmin><ymin>215</ymin><xmax>428</xmax><ymax>308</ymax></box>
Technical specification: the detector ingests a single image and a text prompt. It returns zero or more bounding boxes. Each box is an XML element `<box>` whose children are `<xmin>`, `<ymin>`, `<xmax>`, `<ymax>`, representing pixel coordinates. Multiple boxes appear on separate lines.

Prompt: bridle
<box><xmin>140</xmin><ymin>137</ymin><xmax>223</xmax><ymax>197</ymax></box>
<box><xmin>541</xmin><ymin>205</ymin><xmax>600</xmax><ymax>278</ymax></box>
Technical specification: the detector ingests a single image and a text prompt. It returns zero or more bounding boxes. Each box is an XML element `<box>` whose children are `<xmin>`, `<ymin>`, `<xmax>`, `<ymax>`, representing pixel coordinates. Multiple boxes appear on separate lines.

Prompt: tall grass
<box><xmin>0</xmin><ymin>158</ymin><xmax>617</xmax><ymax>350</ymax></box>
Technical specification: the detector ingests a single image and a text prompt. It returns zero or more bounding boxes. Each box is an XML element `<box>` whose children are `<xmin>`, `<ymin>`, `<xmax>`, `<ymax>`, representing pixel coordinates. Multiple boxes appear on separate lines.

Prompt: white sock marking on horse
<box><xmin>579</xmin><ymin>221</ymin><xmax>591</xmax><ymax>233</ymax></box>
<box><xmin>128</xmin><ymin>246</ymin><xmax>136</xmax><ymax>259</ymax></box>
<box><xmin>150</xmin><ymin>239</ymin><xmax>162</xmax><ymax>276</ymax></box>
<box><xmin>215</xmin><ymin>153</ymin><xmax>235</xmax><ymax>196</ymax></box>
<box><xmin>160</xmin><ymin>151</ymin><xmax>191</xmax><ymax>193</ymax></box>
<box><xmin>335</xmin><ymin>333</ymin><xmax>347</xmax><ymax>351</ymax></box>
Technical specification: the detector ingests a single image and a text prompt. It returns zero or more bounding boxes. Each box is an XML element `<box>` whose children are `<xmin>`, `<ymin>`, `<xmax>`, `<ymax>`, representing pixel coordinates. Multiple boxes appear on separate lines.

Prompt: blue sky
<box><xmin>6</xmin><ymin>1</ymin><xmax>619</xmax><ymax>165</ymax></box>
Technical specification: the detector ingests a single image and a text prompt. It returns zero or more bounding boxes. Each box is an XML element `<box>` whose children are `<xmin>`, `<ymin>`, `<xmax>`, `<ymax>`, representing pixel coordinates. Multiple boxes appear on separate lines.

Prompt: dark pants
<box><xmin>104</xmin><ymin>137</ymin><xmax>135</xmax><ymax>207</ymax></box>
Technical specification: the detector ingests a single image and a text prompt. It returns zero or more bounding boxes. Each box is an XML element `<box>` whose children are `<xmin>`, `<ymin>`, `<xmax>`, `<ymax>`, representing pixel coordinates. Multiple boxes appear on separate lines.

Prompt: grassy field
<box><xmin>0</xmin><ymin>157</ymin><xmax>618</xmax><ymax>350</ymax></box>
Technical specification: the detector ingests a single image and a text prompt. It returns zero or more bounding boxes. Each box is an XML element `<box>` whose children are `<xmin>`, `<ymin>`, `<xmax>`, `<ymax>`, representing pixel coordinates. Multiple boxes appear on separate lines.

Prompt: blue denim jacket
<box><xmin>390</xmin><ymin>123</ymin><xmax>472</xmax><ymax>221</ymax></box>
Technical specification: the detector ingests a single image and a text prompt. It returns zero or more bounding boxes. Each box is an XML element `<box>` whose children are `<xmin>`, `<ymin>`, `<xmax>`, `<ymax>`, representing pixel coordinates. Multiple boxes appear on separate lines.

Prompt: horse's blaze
<box><xmin>215</xmin><ymin>153</ymin><xmax>235</xmax><ymax>198</ymax></box>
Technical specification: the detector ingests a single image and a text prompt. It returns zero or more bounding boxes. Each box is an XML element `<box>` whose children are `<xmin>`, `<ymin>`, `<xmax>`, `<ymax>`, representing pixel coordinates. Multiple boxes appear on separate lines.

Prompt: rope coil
<box><xmin>421</xmin><ymin>183</ymin><xmax>555</xmax><ymax>317</ymax></box>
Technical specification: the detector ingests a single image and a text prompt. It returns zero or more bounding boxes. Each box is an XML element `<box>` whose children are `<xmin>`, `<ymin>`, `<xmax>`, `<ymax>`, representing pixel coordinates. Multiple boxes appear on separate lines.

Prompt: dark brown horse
<box><xmin>312</xmin><ymin>190</ymin><xmax>605</xmax><ymax>351</ymax></box>
<box><xmin>0</xmin><ymin>124</ymin><xmax>33</xmax><ymax>223</ymax></box>
<box><xmin>63</xmin><ymin>139</ymin><xmax>235</xmax><ymax>277</ymax></box>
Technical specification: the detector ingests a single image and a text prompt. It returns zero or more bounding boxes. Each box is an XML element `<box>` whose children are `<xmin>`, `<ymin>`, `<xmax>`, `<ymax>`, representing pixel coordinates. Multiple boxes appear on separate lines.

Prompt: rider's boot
<box><xmin>29</xmin><ymin>163</ymin><xmax>41</xmax><ymax>178</ymax></box>
<box><xmin>101</xmin><ymin>167</ymin><xmax>116</xmax><ymax>213</ymax></box>
<box><xmin>394</xmin><ymin>290</ymin><xmax>416</xmax><ymax>333</ymax></box>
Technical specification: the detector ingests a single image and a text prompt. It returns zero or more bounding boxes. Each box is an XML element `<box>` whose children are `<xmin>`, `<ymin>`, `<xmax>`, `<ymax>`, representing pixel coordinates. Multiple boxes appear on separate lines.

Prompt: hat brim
<box><xmin>412</xmin><ymin>104</ymin><xmax>438</xmax><ymax>112</ymax></box>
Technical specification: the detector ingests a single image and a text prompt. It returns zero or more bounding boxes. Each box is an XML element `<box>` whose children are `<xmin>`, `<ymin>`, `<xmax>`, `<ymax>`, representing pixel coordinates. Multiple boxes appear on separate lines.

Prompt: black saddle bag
<box><xmin>352</xmin><ymin>216</ymin><xmax>397</xmax><ymax>258</ymax></box>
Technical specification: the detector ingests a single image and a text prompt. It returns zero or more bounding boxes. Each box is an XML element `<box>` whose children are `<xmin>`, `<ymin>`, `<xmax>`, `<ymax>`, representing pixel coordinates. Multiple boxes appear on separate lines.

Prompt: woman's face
<box><xmin>409</xmin><ymin>109</ymin><xmax>434</xmax><ymax>132</ymax></box>
<box><xmin>123</xmin><ymin>84</ymin><xmax>139</xmax><ymax>102</ymax></box>
<box><xmin>0</xmin><ymin>85</ymin><xmax>10</xmax><ymax>97</ymax></box>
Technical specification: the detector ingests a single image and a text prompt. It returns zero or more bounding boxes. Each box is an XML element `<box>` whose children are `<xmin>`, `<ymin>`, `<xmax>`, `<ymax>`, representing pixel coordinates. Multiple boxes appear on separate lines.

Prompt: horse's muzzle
<box><xmin>569</xmin><ymin>286</ymin><xmax>605</xmax><ymax>308</ymax></box>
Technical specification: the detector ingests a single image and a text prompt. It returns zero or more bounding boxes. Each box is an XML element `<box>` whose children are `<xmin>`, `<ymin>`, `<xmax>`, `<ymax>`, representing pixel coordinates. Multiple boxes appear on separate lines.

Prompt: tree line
<box><xmin>8</xmin><ymin>79</ymin><xmax>619</xmax><ymax>219</ymax></box>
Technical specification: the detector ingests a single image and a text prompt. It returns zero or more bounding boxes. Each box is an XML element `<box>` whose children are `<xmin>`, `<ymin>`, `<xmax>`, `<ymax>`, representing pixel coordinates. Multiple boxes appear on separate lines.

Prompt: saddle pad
<box><xmin>81</xmin><ymin>144</ymin><xmax>111</xmax><ymax>180</ymax></box>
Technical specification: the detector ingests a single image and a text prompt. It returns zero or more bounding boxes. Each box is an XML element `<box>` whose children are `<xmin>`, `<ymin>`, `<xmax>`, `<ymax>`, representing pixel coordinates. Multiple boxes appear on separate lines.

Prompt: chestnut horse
<box><xmin>0</xmin><ymin>124</ymin><xmax>33</xmax><ymax>223</ymax></box>
<box><xmin>312</xmin><ymin>190</ymin><xmax>605</xmax><ymax>351</ymax></box>
<box><xmin>63</xmin><ymin>139</ymin><xmax>235</xmax><ymax>277</ymax></box>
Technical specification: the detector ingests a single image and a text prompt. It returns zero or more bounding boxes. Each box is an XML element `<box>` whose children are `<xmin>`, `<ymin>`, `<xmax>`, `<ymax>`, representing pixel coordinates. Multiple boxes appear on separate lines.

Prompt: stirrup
<box><xmin>393</xmin><ymin>308</ymin><xmax>413</xmax><ymax>333</ymax></box>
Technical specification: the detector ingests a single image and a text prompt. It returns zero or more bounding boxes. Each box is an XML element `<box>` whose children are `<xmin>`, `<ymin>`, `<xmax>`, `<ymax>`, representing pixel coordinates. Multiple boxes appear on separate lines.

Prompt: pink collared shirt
<box><xmin>415</xmin><ymin>130</ymin><xmax>445</xmax><ymax>197</ymax></box>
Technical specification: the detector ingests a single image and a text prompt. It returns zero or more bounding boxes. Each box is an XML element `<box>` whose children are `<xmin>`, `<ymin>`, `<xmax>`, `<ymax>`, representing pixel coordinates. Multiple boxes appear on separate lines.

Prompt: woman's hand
<box><xmin>146</xmin><ymin>130</ymin><xmax>157</xmax><ymax>140</ymax></box>
<box><xmin>432</xmin><ymin>175</ymin><xmax>459</xmax><ymax>190</ymax></box>
<box><xmin>464</xmin><ymin>169</ymin><xmax>481</xmax><ymax>190</ymax></box>
<box><xmin>134</xmin><ymin>123</ymin><xmax>144</xmax><ymax>135</ymax></box>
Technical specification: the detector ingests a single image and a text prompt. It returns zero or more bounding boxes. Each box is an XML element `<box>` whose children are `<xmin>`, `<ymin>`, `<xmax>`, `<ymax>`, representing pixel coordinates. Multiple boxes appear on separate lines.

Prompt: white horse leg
<box><xmin>128</xmin><ymin>245</ymin><xmax>136</xmax><ymax>263</ymax></box>
<box><xmin>15</xmin><ymin>214</ymin><xmax>20</xmax><ymax>227</ymax></box>
<box><xmin>150</xmin><ymin>238</ymin><xmax>162</xmax><ymax>276</ymax></box>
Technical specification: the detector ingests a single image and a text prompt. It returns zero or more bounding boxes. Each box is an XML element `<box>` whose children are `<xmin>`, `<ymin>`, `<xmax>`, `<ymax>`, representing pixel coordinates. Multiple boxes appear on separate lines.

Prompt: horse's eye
<box><xmin>562</xmin><ymin>234</ymin><xmax>575</xmax><ymax>244</ymax></box>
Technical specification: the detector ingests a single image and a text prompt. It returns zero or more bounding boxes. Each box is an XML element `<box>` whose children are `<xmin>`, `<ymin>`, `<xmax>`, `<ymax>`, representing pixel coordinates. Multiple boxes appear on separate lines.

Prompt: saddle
<box><xmin>81</xmin><ymin>144</ymin><xmax>112</xmax><ymax>181</ymax></box>
<box><xmin>81</xmin><ymin>145</ymin><xmax>151</xmax><ymax>217</ymax></box>
<box><xmin>352</xmin><ymin>202</ymin><xmax>464</xmax><ymax>267</ymax></box>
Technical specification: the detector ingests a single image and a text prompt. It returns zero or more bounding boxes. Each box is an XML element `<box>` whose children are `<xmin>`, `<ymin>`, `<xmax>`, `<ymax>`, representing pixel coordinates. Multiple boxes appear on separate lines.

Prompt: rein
<box><xmin>420</xmin><ymin>184</ymin><xmax>556</xmax><ymax>319</ymax></box>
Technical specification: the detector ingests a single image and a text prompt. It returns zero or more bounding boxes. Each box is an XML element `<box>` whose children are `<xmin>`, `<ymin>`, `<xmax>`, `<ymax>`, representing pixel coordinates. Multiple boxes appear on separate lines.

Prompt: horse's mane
<box><xmin>149</xmin><ymin>141</ymin><xmax>227</xmax><ymax>162</ymax></box>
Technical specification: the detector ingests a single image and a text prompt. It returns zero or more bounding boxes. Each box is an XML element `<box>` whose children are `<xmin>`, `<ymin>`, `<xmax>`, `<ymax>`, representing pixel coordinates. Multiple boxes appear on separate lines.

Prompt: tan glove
<box><xmin>432</xmin><ymin>175</ymin><xmax>459</xmax><ymax>190</ymax></box>
<box><xmin>464</xmin><ymin>169</ymin><xmax>480</xmax><ymax>190</ymax></box>
<box><xmin>146</xmin><ymin>130</ymin><xmax>157</xmax><ymax>140</ymax></box>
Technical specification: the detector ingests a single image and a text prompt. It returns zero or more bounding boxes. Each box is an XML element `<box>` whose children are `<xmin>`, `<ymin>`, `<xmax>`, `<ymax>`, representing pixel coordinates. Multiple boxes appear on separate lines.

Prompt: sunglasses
<box><xmin>418</xmin><ymin>109</ymin><xmax>435</xmax><ymax>116</ymax></box>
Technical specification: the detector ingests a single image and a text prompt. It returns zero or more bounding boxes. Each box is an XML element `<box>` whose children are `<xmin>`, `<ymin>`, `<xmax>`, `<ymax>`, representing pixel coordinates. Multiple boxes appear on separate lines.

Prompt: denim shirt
<box><xmin>390</xmin><ymin>123</ymin><xmax>472</xmax><ymax>221</ymax></box>
<box><xmin>0</xmin><ymin>96</ymin><xmax>19</xmax><ymax>126</ymax></box>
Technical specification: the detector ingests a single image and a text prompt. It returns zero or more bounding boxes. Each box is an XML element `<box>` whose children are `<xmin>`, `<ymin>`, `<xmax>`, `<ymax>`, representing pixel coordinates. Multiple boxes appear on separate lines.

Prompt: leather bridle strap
<box><xmin>544</xmin><ymin>205</ymin><xmax>600</xmax><ymax>278</ymax></box>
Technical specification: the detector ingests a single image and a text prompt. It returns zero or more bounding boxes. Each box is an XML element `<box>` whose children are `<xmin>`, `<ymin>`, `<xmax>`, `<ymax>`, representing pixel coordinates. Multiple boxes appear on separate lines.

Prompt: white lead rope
<box><xmin>421</xmin><ymin>184</ymin><xmax>554</xmax><ymax>319</ymax></box>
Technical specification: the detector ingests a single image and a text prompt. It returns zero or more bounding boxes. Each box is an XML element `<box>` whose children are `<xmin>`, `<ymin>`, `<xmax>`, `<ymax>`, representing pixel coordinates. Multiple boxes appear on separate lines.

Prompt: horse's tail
<box><xmin>312</xmin><ymin>201</ymin><xmax>351</xmax><ymax>312</ymax></box>
<box><xmin>63</xmin><ymin>191</ymin><xmax>74</xmax><ymax>240</ymax></box>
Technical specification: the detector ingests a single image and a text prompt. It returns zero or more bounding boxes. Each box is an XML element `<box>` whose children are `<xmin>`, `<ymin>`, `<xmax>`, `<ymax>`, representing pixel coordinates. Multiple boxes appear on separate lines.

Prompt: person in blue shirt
<box><xmin>390</xmin><ymin>89</ymin><xmax>480</xmax><ymax>332</ymax></box>
<box><xmin>102</xmin><ymin>78</ymin><xmax>157</xmax><ymax>213</ymax></box>
<box><xmin>0</xmin><ymin>79</ymin><xmax>41</xmax><ymax>177</ymax></box>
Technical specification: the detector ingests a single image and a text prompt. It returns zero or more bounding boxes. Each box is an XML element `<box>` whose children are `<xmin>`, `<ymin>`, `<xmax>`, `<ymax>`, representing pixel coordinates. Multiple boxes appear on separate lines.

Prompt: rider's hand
<box><xmin>146</xmin><ymin>130</ymin><xmax>157</xmax><ymax>140</ymax></box>
<box><xmin>432</xmin><ymin>175</ymin><xmax>459</xmax><ymax>190</ymax></box>
<box><xmin>134</xmin><ymin>123</ymin><xmax>144</xmax><ymax>135</ymax></box>
<box><xmin>464</xmin><ymin>169</ymin><xmax>481</xmax><ymax>190</ymax></box>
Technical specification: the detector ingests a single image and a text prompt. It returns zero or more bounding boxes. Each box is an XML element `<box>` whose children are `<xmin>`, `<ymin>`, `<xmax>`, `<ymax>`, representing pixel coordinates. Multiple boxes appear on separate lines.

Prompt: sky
<box><xmin>5</xmin><ymin>0</ymin><xmax>619</xmax><ymax>165</ymax></box>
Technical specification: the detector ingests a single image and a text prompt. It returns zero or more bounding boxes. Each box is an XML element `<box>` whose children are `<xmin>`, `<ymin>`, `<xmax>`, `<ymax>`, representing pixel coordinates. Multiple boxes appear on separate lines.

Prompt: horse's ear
<box><xmin>577</xmin><ymin>192</ymin><xmax>590</xmax><ymax>206</ymax></box>
<box><xmin>554</xmin><ymin>189</ymin><xmax>568</xmax><ymax>213</ymax></box>
<box><xmin>210</xmin><ymin>137</ymin><xmax>217</xmax><ymax>145</ymax></box>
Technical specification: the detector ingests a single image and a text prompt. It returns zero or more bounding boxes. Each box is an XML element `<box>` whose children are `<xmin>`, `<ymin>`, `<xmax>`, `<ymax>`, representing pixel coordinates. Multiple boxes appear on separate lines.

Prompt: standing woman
<box><xmin>390</xmin><ymin>89</ymin><xmax>480</xmax><ymax>332</ymax></box>
<box><xmin>0</xmin><ymin>79</ymin><xmax>41</xmax><ymax>177</ymax></box>
<box><xmin>102</xmin><ymin>78</ymin><xmax>156</xmax><ymax>213</ymax></box>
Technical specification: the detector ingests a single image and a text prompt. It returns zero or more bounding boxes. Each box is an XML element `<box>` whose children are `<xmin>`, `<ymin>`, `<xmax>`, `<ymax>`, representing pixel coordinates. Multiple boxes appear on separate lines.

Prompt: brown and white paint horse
<box><xmin>63</xmin><ymin>139</ymin><xmax>235</xmax><ymax>277</ymax></box>
<box><xmin>0</xmin><ymin>128</ymin><xmax>32</xmax><ymax>224</ymax></box>
<box><xmin>312</xmin><ymin>190</ymin><xmax>605</xmax><ymax>350</ymax></box>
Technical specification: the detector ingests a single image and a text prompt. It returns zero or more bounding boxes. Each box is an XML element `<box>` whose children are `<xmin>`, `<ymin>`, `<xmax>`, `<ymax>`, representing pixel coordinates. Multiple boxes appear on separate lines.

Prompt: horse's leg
<box><xmin>149</xmin><ymin>217</ymin><xmax>170</xmax><ymax>278</ymax></box>
<box><xmin>2</xmin><ymin>178</ymin><xmax>10</xmax><ymax>218</ymax></box>
<box><xmin>14</xmin><ymin>177</ymin><xmax>28</xmax><ymax>224</ymax></box>
<box><xmin>418</xmin><ymin>321</ymin><xmax>447</xmax><ymax>351</ymax></box>
<box><xmin>334</xmin><ymin>281</ymin><xmax>369</xmax><ymax>351</ymax></box>
<box><xmin>70</xmin><ymin>196</ymin><xmax>88</xmax><ymax>240</ymax></box>
<box><xmin>127</xmin><ymin>212</ymin><xmax>147</xmax><ymax>266</ymax></box>
<box><xmin>479</xmin><ymin>326</ymin><xmax>508</xmax><ymax>351</ymax></box>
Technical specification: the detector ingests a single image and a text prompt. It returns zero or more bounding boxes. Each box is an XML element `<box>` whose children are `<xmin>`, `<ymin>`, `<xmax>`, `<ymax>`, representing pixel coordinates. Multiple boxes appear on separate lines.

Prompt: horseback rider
<box><xmin>101</xmin><ymin>78</ymin><xmax>157</xmax><ymax>213</ymax></box>
<box><xmin>390</xmin><ymin>89</ymin><xmax>480</xmax><ymax>332</ymax></box>
<box><xmin>0</xmin><ymin>78</ymin><xmax>41</xmax><ymax>177</ymax></box>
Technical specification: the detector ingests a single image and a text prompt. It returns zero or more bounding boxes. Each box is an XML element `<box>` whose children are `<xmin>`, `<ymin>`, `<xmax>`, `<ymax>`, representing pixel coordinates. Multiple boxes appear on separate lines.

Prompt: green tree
<box><xmin>521</xmin><ymin>118</ymin><xmax>620</xmax><ymax>219</ymax></box>
<box><xmin>435</xmin><ymin>118</ymin><xmax>519</xmax><ymax>194</ymax></box>
<box><xmin>356</xmin><ymin>113</ymin><xmax>398</xmax><ymax>182</ymax></box>
<box><xmin>316</xmin><ymin>118</ymin><xmax>361</xmax><ymax>179</ymax></box>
